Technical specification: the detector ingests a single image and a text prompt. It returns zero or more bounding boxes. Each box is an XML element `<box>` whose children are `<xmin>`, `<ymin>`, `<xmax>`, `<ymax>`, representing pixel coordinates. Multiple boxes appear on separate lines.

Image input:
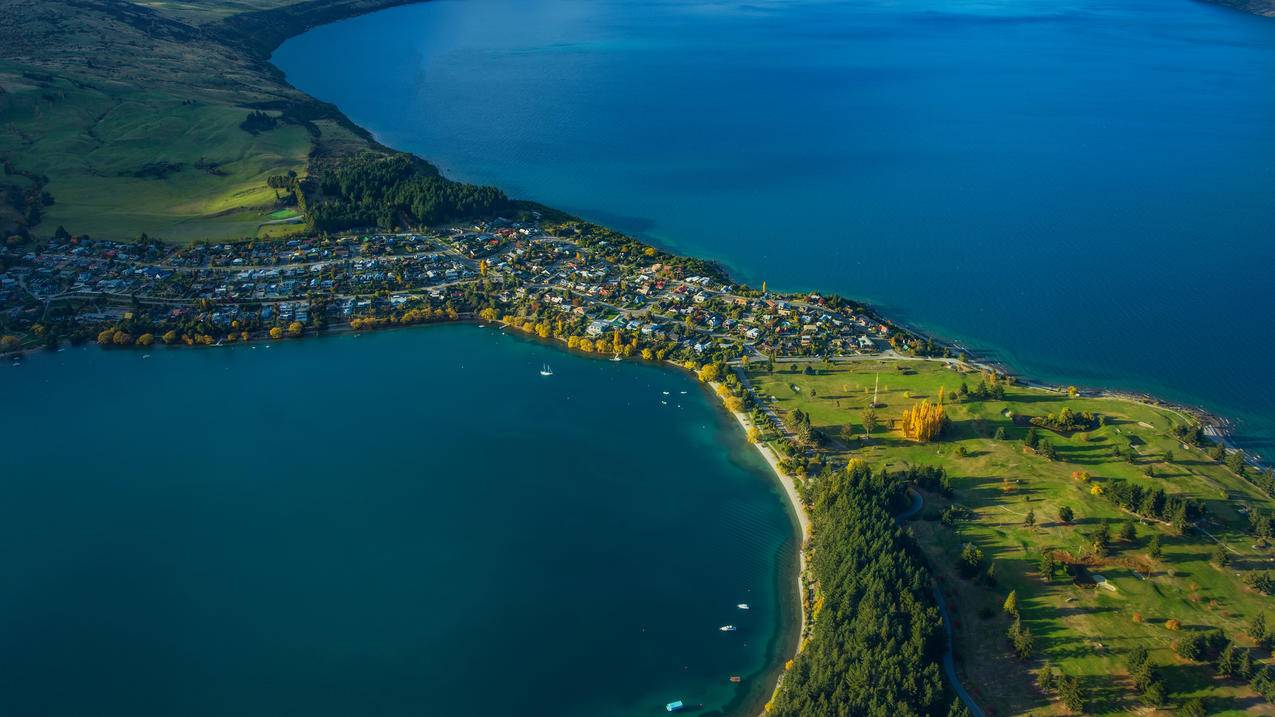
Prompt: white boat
<box><xmin>662</xmin><ymin>391</ymin><xmax>670</xmax><ymax>395</ymax></box>
<box><xmin>719</xmin><ymin>625</ymin><xmax>737</xmax><ymax>632</ymax></box>
<box><xmin>666</xmin><ymin>701</ymin><xmax>685</xmax><ymax>713</ymax></box>
<box><xmin>539</xmin><ymin>364</ymin><xmax>553</xmax><ymax>376</ymax></box>
<box><xmin>737</xmin><ymin>604</ymin><xmax>750</xmax><ymax>610</ymax></box>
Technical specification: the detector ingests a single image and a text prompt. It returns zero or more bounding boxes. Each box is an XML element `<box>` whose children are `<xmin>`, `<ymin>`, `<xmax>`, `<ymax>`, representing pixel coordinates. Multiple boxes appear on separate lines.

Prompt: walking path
<box><xmin>897</xmin><ymin>489</ymin><xmax>987</xmax><ymax>717</ymax></box>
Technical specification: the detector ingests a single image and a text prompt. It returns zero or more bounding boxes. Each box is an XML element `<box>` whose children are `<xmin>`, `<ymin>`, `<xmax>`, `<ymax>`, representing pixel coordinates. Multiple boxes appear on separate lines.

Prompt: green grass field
<box><xmin>749</xmin><ymin>359</ymin><xmax>1275</xmax><ymax>716</ymax></box>
<box><xmin>0</xmin><ymin>70</ymin><xmax>310</xmax><ymax>242</ymax></box>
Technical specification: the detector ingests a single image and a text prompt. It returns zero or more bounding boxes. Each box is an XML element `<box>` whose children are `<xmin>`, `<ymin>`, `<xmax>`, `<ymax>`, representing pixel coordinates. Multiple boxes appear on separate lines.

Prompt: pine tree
<box><xmin>1249</xmin><ymin>613</ymin><xmax>1267</xmax><ymax>644</ymax></box>
<box><xmin>1120</xmin><ymin>521</ymin><xmax>1137</xmax><ymax>542</ymax></box>
<box><xmin>1038</xmin><ymin>552</ymin><xmax>1055</xmax><ymax>581</ymax></box>
<box><xmin>1236</xmin><ymin>647</ymin><xmax>1254</xmax><ymax>680</ymax></box>
<box><xmin>1008</xmin><ymin>617</ymin><xmax>1034</xmax><ymax>659</ymax></box>
<box><xmin>1217</xmin><ymin>642</ymin><xmax>1237</xmax><ymax>677</ymax></box>
<box><xmin>1003</xmin><ymin>590</ymin><xmax>1019</xmax><ymax>616</ymax></box>
<box><xmin>1213</xmin><ymin>543</ymin><xmax>1230</xmax><ymax>567</ymax></box>
<box><xmin>1058</xmin><ymin>673</ymin><xmax>1084</xmax><ymax>712</ymax></box>
<box><xmin>1037</xmin><ymin>665</ymin><xmax>1056</xmax><ymax>693</ymax></box>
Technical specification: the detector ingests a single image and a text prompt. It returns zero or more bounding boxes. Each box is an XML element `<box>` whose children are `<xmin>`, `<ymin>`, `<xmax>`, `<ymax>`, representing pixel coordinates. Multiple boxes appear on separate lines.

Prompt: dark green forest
<box><xmin>771</xmin><ymin>464</ymin><xmax>949</xmax><ymax>717</ymax></box>
<box><xmin>308</xmin><ymin>153</ymin><xmax>510</xmax><ymax>231</ymax></box>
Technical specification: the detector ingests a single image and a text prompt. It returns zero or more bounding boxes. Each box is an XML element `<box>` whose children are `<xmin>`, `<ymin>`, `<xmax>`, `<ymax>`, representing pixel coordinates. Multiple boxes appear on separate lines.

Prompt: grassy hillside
<box><xmin>750</xmin><ymin>359</ymin><xmax>1275</xmax><ymax>715</ymax></box>
<box><xmin>0</xmin><ymin>0</ymin><xmax>409</xmax><ymax>243</ymax></box>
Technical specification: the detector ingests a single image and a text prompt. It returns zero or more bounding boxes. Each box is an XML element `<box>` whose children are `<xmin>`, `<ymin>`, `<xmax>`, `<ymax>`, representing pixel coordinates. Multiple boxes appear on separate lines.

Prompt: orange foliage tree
<box><xmin>901</xmin><ymin>399</ymin><xmax>947</xmax><ymax>442</ymax></box>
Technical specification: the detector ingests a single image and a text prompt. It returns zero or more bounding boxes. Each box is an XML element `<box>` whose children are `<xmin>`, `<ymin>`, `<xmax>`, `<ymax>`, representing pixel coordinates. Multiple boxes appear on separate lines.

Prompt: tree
<box><xmin>697</xmin><ymin>363</ymin><xmax>720</xmax><ymax>383</ymax></box>
<box><xmin>1008</xmin><ymin>617</ymin><xmax>1034</xmax><ymax>659</ymax></box>
<box><xmin>1249</xmin><ymin>613</ymin><xmax>1267</xmax><ymax>644</ymax></box>
<box><xmin>1024</xmin><ymin>510</ymin><xmax>1036</xmax><ymax>528</ymax></box>
<box><xmin>1003</xmin><ymin>590</ymin><xmax>1019</xmax><ymax>616</ymax></box>
<box><xmin>1179</xmin><ymin>697</ymin><xmax>1205</xmax><ymax>717</ymax></box>
<box><xmin>1058</xmin><ymin>505</ymin><xmax>1074</xmax><ymax>523</ymax></box>
<box><xmin>862</xmin><ymin>408</ymin><xmax>879</xmax><ymax>435</ymax></box>
<box><xmin>1025</xmin><ymin>426</ymin><xmax>1039</xmax><ymax>448</ymax></box>
<box><xmin>745</xmin><ymin>426</ymin><xmax>761</xmax><ymax>444</ymax></box>
<box><xmin>1058</xmin><ymin>673</ymin><xmax>1084</xmax><ymax>712</ymax></box>
<box><xmin>1148</xmin><ymin>534</ymin><xmax>1162</xmax><ymax>559</ymax></box>
<box><xmin>1120</xmin><ymin>521</ymin><xmax>1137</xmax><ymax>542</ymax></box>
<box><xmin>959</xmin><ymin>543</ymin><xmax>984</xmax><ymax>578</ymax></box>
<box><xmin>1236</xmin><ymin>646</ymin><xmax>1254</xmax><ymax>680</ymax></box>
<box><xmin>994</xmin><ymin>426</ymin><xmax>1006</xmax><ymax>440</ymax></box>
<box><xmin>287</xmin><ymin>321</ymin><xmax>304</xmax><ymax>337</ymax></box>
<box><xmin>946</xmin><ymin>698</ymin><xmax>970</xmax><ymax>717</ymax></box>
<box><xmin>1038</xmin><ymin>552</ymin><xmax>1056</xmax><ymax>582</ymax></box>
<box><xmin>1218</xmin><ymin>641</ymin><xmax>1237</xmax><ymax>675</ymax></box>
<box><xmin>1141</xmin><ymin>680</ymin><xmax>1165</xmax><ymax>706</ymax></box>
<box><xmin>269</xmin><ymin>326</ymin><xmax>283</xmax><ymax>340</ymax></box>
<box><xmin>1037</xmin><ymin>664</ymin><xmax>1056</xmax><ymax>693</ymax></box>
<box><xmin>1226</xmin><ymin>450</ymin><xmax>1246</xmax><ymax>475</ymax></box>
<box><xmin>901</xmin><ymin>399</ymin><xmax>947</xmax><ymax>441</ymax></box>
<box><xmin>1213</xmin><ymin>543</ymin><xmax>1230</xmax><ymax>567</ymax></box>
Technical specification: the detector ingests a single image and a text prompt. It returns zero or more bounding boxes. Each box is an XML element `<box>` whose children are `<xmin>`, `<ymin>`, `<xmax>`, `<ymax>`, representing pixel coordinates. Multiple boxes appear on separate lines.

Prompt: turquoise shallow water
<box><xmin>274</xmin><ymin>0</ymin><xmax>1275</xmax><ymax>459</ymax></box>
<box><xmin>0</xmin><ymin>326</ymin><xmax>795</xmax><ymax>716</ymax></box>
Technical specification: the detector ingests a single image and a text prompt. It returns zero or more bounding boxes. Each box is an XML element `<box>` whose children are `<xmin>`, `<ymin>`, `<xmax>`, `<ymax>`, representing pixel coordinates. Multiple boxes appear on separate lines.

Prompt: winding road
<box><xmin>897</xmin><ymin>489</ymin><xmax>987</xmax><ymax>717</ymax></box>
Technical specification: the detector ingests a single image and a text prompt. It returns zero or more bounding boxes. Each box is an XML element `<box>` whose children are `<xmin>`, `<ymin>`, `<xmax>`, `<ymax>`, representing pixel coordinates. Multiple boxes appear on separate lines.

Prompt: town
<box><xmin>0</xmin><ymin>219</ymin><xmax>935</xmax><ymax>363</ymax></box>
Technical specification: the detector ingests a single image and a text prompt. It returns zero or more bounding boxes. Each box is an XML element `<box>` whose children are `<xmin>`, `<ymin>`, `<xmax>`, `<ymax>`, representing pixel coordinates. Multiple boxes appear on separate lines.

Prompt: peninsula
<box><xmin>3</xmin><ymin>1</ymin><xmax>1275</xmax><ymax>716</ymax></box>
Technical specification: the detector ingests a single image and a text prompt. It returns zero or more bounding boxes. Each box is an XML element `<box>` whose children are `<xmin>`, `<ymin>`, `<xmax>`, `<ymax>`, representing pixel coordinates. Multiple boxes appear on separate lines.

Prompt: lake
<box><xmin>273</xmin><ymin>0</ymin><xmax>1275</xmax><ymax>459</ymax></box>
<box><xmin>0</xmin><ymin>326</ymin><xmax>796</xmax><ymax>716</ymax></box>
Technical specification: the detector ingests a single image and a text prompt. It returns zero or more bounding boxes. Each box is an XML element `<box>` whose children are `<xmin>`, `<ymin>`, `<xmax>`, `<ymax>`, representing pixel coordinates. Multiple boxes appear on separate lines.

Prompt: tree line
<box><xmin>308</xmin><ymin>153</ymin><xmax>510</xmax><ymax>231</ymax></box>
<box><xmin>770</xmin><ymin>463</ymin><xmax>950</xmax><ymax>716</ymax></box>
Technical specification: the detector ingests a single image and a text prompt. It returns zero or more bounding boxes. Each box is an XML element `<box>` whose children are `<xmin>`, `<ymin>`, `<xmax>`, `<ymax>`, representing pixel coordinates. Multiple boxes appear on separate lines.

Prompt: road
<box><xmin>897</xmin><ymin>489</ymin><xmax>987</xmax><ymax>717</ymax></box>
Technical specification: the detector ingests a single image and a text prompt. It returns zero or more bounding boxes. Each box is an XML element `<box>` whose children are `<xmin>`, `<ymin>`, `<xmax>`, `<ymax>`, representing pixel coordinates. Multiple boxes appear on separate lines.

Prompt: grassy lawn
<box><xmin>749</xmin><ymin>359</ymin><xmax>1275</xmax><ymax>716</ymax></box>
<box><xmin>0</xmin><ymin>72</ymin><xmax>310</xmax><ymax>243</ymax></box>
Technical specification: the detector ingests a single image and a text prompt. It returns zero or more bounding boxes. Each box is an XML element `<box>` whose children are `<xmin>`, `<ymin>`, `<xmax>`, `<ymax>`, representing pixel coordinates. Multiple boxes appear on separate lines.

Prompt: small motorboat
<box><xmin>737</xmin><ymin>604</ymin><xmax>750</xmax><ymax>610</ymax></box>
<box><xmin>729</xmin><ymin>676</ymin><xmax>742</xmax><ymax>683</ymax></box>
<box><xmin>666</xmin><ymin>700</ymin><xmax>685</xmax><ymax>713</ymax></box>
<box><xmin>539</xmin><ymin>364</ymin><xmax>553</xmax><ymax>376</ymax></box>
<box><xmin>719</xmin><ymin>625</ymin><xmax>737</xmax><ymax>632</ymax></box>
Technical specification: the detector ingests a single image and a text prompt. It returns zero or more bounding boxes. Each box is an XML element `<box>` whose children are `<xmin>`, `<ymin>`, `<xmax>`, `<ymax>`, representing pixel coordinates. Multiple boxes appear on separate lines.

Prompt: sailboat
<box><xmin>539</xmin><ymin>364</ymin><xmax>554</xmax><ymax>376</ymax></box>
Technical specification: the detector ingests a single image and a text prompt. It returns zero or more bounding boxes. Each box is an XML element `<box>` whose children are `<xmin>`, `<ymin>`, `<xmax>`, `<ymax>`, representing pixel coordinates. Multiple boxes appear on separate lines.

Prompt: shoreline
<box><xmin>5</xmin><ymin>0</ymin><xmax>1272</xmax><ymax>713</ymax></box>
<box><xmin>718</xmin><ymin>391</ymin><xmax>810</xmax><ymax>717</ymax></box>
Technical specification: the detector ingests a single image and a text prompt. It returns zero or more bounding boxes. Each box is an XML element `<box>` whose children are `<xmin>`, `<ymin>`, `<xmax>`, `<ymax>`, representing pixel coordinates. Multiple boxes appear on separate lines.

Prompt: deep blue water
<box><xmin>275</xmin><ymin>0</ymin><xmax>1275</xmax><ymax>458</ymax></box>
<box><xmin>0</xmin><ymin>326</ymin><xmax>795</xmax><ymax>716</ymax></box>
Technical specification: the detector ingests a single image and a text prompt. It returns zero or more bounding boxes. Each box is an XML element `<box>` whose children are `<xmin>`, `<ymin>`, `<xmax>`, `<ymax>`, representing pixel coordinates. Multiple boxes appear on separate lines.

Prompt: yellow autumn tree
<box><xmin>900</xmin><ymin>399</ymin><xmax>947</xmax><ymax>442</ymax></box>
<box><xmin>697</xmin><ymin>363</ymin><xmax>720</xmax><ymax>383</ymax></box>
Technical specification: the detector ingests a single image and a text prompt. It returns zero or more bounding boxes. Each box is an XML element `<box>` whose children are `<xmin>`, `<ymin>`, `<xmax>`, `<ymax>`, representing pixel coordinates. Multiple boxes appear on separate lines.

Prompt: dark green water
<box><xmin>0</xmin><ymin>325</ymin><xmax>796</xmax><ymax>716</ymax></box>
